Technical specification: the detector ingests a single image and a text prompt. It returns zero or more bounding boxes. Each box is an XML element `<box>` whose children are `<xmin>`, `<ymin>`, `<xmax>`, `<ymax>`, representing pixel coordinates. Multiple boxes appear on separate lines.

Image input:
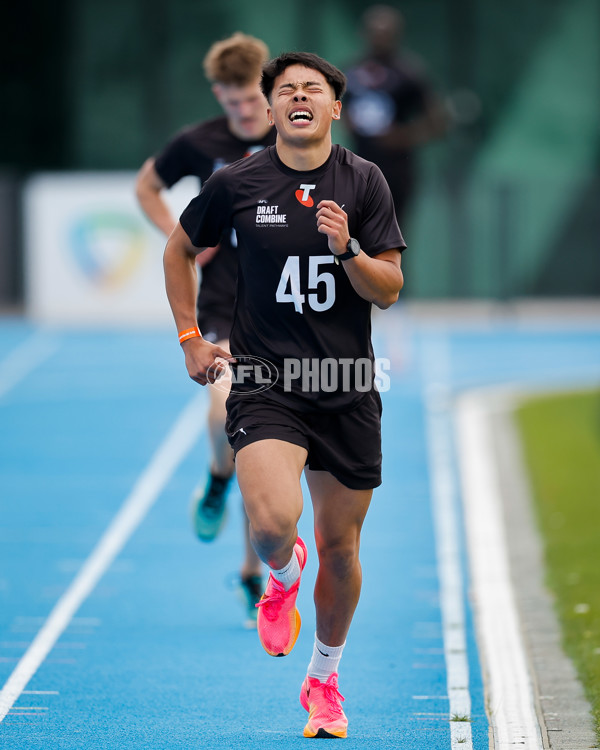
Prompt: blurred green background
<box><xmin>1</xmin><ymin>0</ymin><xmax>599</xmax><ymax>303</ymax></box>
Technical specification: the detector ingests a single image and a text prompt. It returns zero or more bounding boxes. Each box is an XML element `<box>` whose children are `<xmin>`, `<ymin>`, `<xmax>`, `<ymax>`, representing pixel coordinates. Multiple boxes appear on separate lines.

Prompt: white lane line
<box><xmin>0</xmin><ymin>331</ymin><xmax>60</xmax><ymax>399</ymax></box>
<box><xmin>421</xmin><ymin>337</ymin><xmax>473</xmax><ymax>749</ymax></box>
<box><xmin>0</xmin><ymin>392</ymin><xmax>207</xmax><ymax>722</ymax></box>
<box><xmin>21</xmin><ymin>691</ymin><xmax>59</xmax><ymax>696</ymax></box>
<box><xmin>455</xmin><ymin>390</ymin><xmax>543</xmax><ymax>749</ymax></box>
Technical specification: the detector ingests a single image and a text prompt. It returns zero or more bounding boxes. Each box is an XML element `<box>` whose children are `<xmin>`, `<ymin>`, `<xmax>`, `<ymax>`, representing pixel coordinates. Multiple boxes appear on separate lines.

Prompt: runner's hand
<box><xmin>316</xmin><ymin>200</ymin><xmax>350</xmax><ymax>256</ymax></box>
<box><xmin>181</xmin><ymin>338</ymin><xmax>235</xmax><ymax>386</ymax></box>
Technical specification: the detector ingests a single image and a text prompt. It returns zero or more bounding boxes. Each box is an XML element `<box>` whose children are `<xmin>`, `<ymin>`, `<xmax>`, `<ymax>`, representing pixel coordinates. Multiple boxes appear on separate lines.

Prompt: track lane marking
<box><xmin>0</xmin><ymin>331</ymin><xmax>60</xmax><ymax>399</ymax></box>
<box><xmin>421</xmin><ymin>337</ymin><xmax>473</xmax><ymax>749</ymax></box>
<box><xmin>0</xmin><ymin>392</ymin><xmax>207</xmax><ymax>722</ymax></box>
<box><xmin>455</xmin><ymin>390</ymin><xmax>543</xmax><ymax>749</ymax></box>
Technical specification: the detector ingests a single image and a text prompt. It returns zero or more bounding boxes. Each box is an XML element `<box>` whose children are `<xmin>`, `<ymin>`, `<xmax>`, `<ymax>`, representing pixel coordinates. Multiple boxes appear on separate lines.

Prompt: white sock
<box><xmin>307</xmin><ymin>635</ymin><xmax>345</xmax><ymax>682</ymax></box>
<box><xmin>271</xmin><ymin>548</ymin><xmax>301</xmax><ymax>590</ymax></box>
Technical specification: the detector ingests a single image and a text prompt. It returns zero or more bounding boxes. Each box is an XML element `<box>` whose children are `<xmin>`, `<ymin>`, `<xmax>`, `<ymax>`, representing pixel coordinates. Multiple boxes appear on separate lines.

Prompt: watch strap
<box><xmin>334</xmin><ymin>238</ymin><xmax>360</xmax><ymax>262</ymax></box>
<box><xmin>335</xmin><ymin>249</ymin><xmax>358</xmax><ymax>261</ymax></box>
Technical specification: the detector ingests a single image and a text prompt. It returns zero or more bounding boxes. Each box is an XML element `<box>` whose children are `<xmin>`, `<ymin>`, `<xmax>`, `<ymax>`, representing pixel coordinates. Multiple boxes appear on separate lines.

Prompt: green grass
<box><xmin>450</xmin><ymin>713</ymin><xmax>471</xmax><ymax>722</ymax></box>
<box><xmin>515</xmin><ymin>388</ymin><xmax>600</xmax><ymax>740</ymax></box>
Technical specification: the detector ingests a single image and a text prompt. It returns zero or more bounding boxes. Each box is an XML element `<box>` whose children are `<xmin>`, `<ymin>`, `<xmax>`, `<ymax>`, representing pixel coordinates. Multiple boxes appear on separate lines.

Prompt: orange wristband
<box><xmin>178</xmin><ymin>327</ymin><xmax>202</xmax><ymax>344</ymax></box>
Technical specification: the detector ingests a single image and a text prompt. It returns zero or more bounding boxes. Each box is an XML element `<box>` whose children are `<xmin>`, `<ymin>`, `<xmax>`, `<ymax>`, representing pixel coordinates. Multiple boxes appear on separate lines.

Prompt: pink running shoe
<box><xmin>256</xmin><ymin>536</ymin><xmax>307</xmax><ymax>657</ymax></box>
<box><xmin>300</xmin><ymin>672</ymin><xmax>348</xmax><ymax>738</ymax></box>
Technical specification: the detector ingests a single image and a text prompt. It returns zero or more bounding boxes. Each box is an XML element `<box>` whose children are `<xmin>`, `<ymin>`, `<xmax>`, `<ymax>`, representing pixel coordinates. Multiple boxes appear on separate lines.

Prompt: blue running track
<box><xmin>1</xmin><ymin>308</ymin><xmax>599</xmax><ymax>749</ymax></box>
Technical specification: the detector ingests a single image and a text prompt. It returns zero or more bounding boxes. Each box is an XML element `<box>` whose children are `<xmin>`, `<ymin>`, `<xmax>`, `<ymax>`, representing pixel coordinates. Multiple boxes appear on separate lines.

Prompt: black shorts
<box><xmin>225</xmin><ymin>390</ymin><xmax>382</xmax><ymax>490</ymax></box>
<box><xmin>196</xmin><ymin>315</ymin><xmax>232</xmax><ymax>344</ymax></box>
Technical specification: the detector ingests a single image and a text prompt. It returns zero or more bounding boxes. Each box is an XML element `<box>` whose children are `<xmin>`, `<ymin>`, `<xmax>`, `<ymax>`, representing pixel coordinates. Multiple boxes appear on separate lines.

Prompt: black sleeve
<box><xmin>179</xmin><ymin>170</ymin><xmax>234</xmax><ymax>249</ymax></box>
<box><xmin>357</xmin><ymin>165</ymin><xmax>407</xmax><ymax>256</ymax></box>
<box><xmin>154</xmin><ymin>130</ymin><xmax>211</xmax><ymax>187</ymax></box>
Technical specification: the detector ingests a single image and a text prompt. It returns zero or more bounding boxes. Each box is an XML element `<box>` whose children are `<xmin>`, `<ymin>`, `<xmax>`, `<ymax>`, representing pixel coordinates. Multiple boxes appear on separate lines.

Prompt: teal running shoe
<box><xmin>239</xmin><ymin>574</ymin><xmax>264</xmax><ymax>629</ymax></box>
<box><xmin>190</xmin><ymin>473</ymin><xmax>233</xmax><ymax>541</ymax></box>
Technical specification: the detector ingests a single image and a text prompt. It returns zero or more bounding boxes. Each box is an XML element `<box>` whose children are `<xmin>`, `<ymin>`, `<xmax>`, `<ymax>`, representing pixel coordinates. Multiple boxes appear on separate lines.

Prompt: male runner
<box><xmin>136</xmin><ymin>33</ymin><xmax>275</xmax><ymax>626</ymax></box>
<box><xmin>164</xmin><ymin>51</ymin><xmax>405</xmax><ymax>738</ymax></box>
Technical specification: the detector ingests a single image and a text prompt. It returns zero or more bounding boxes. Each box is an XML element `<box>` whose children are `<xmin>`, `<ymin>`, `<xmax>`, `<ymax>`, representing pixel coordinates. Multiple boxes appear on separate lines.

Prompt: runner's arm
<box><xmin>341</xmin><ymin>248</ymin><xmax>403</xmax><ymax>309</ymax></box>
<box><xmin>316</xmin><ymin>200</ymin><xmax>404</xmax><ymax>309</ymax></box>
<box><xmin>135</xmin><ymin>157</ymin><xmax>178</xmax><ymax>237</ymax></box>
<box><xmin>163</xmin><ymin>223</ymin><xmax>233</xmax><ymax>385</ymax></box>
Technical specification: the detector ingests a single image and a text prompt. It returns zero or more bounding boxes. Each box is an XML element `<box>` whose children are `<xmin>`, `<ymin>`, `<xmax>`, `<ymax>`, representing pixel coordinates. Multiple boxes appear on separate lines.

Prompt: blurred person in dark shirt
<box><xmin>343</xmin><ymin>5</ymin><xmax>448</xmax><ymax>225</ymax></box>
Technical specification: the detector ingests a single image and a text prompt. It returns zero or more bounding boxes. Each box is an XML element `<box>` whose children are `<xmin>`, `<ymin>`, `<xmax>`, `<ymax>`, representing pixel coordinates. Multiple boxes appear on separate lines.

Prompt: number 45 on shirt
<box><xmin>276</xmin><ymin>255</ymin><xmax>336</xmax><ymax>314</ymax></box>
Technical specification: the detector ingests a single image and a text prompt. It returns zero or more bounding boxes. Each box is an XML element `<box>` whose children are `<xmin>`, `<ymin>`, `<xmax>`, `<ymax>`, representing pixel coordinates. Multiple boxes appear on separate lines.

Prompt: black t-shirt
<box><xmin>154</xmin><ymin>116</ymin><xmax>276</xmax><ymax>321</ymax></box>
<box><xmin>180</xmin><ymin>144</ymin><xmax>406</xmax><ymax>412</ymax></box>
<box><xmin>343</xmin><ymin>53</ymin><xmax>433</xmax><ymax>173</ymax></box>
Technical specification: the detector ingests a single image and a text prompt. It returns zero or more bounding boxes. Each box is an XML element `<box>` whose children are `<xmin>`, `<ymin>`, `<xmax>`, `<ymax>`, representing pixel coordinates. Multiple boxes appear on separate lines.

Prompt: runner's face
<box><xmin>267</xmin><ymin>64</ymin><xmax>341</xmax><ymax>145</ymax></box>
<box><xmin>214</xmin><ymin>82</ymin><xmax>271</xmax><ymax>140</ymax></box>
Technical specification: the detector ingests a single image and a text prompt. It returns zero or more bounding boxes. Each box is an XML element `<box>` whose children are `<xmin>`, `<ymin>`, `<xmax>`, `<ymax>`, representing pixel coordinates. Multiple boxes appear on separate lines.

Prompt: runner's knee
<box><xmin>247</xmin><ymin>503</ymin><xmax>298</xmax><ymax>552</ymax></box>
<box><xmin>316</xmin><ymin>539</ymin><xmax>360</xmax><ymax>580</ymax></box>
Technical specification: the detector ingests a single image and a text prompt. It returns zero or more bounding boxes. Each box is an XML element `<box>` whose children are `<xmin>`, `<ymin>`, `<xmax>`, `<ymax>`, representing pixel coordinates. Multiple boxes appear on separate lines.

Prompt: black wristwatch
<box><xmin>334</xmin><ymin>237</ymin><xmax>361</xmax><ymax>262</ymax></box>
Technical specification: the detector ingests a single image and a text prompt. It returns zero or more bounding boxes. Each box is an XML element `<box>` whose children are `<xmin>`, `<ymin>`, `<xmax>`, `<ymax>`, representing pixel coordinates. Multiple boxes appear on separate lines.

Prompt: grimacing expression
<box><xmin>214</xmin><ymin>82</ymin><xmax>270</xmax><ymax>139</ymax></box>
<box><xmin>267</xmin><ymin>65</ymin><xmax>341</xmax><ymax>144</ymax></box>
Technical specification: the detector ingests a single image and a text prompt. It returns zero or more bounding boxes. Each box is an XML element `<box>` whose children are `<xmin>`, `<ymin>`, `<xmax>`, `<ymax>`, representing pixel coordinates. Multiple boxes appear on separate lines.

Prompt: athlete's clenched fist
<box><xmin>316</xmin><ymin>200</ymin><xmax>350</xmax><ymax>256</ymax></box>
<box><xmin>181</xmin><ymin>338</ymin><xmax>235</xmax><ymax>386</ymax></box>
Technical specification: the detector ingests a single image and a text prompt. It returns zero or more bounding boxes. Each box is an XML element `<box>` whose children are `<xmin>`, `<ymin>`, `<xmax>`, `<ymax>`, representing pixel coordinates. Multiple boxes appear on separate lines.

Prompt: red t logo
<box><xmin>295</xmin><ymin>183</ymin><xmax>316</xmax><ymax>207</ymax></box>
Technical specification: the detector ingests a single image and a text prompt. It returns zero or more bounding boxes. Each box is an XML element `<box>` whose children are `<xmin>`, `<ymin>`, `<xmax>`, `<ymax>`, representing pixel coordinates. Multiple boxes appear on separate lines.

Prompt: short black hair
<box><xmin>261</xmin><ymin>52</ymin><xmax>347</xmax><ymax>102</ymax></box>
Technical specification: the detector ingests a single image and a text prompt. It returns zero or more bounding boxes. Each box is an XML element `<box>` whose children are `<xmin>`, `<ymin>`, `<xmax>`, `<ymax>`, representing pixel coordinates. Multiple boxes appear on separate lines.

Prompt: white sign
<box><xmin>24</xmin><ymin>172</ymin><xmax>197</xmax><ymax>326</ymax></box>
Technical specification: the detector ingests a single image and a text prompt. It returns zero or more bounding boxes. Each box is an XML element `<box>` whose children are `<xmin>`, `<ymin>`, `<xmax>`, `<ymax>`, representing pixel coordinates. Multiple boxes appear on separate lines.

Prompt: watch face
<box><xmin>347</xmin><ymin>238</ymin><xmax>360</xmax><ymax>255</ymax></box>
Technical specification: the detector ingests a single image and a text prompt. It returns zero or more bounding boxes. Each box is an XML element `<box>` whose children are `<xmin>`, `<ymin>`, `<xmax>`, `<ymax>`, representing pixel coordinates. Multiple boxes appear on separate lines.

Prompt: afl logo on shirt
<box><xmin>256</xmin><ymin>200</ymin><xmax>288</xmax><ymax>227</ymax></box>
<box><xmin>295</xmin><ymin>183</ymin><xmax>316</xmax><ymax>207</ymax></box>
